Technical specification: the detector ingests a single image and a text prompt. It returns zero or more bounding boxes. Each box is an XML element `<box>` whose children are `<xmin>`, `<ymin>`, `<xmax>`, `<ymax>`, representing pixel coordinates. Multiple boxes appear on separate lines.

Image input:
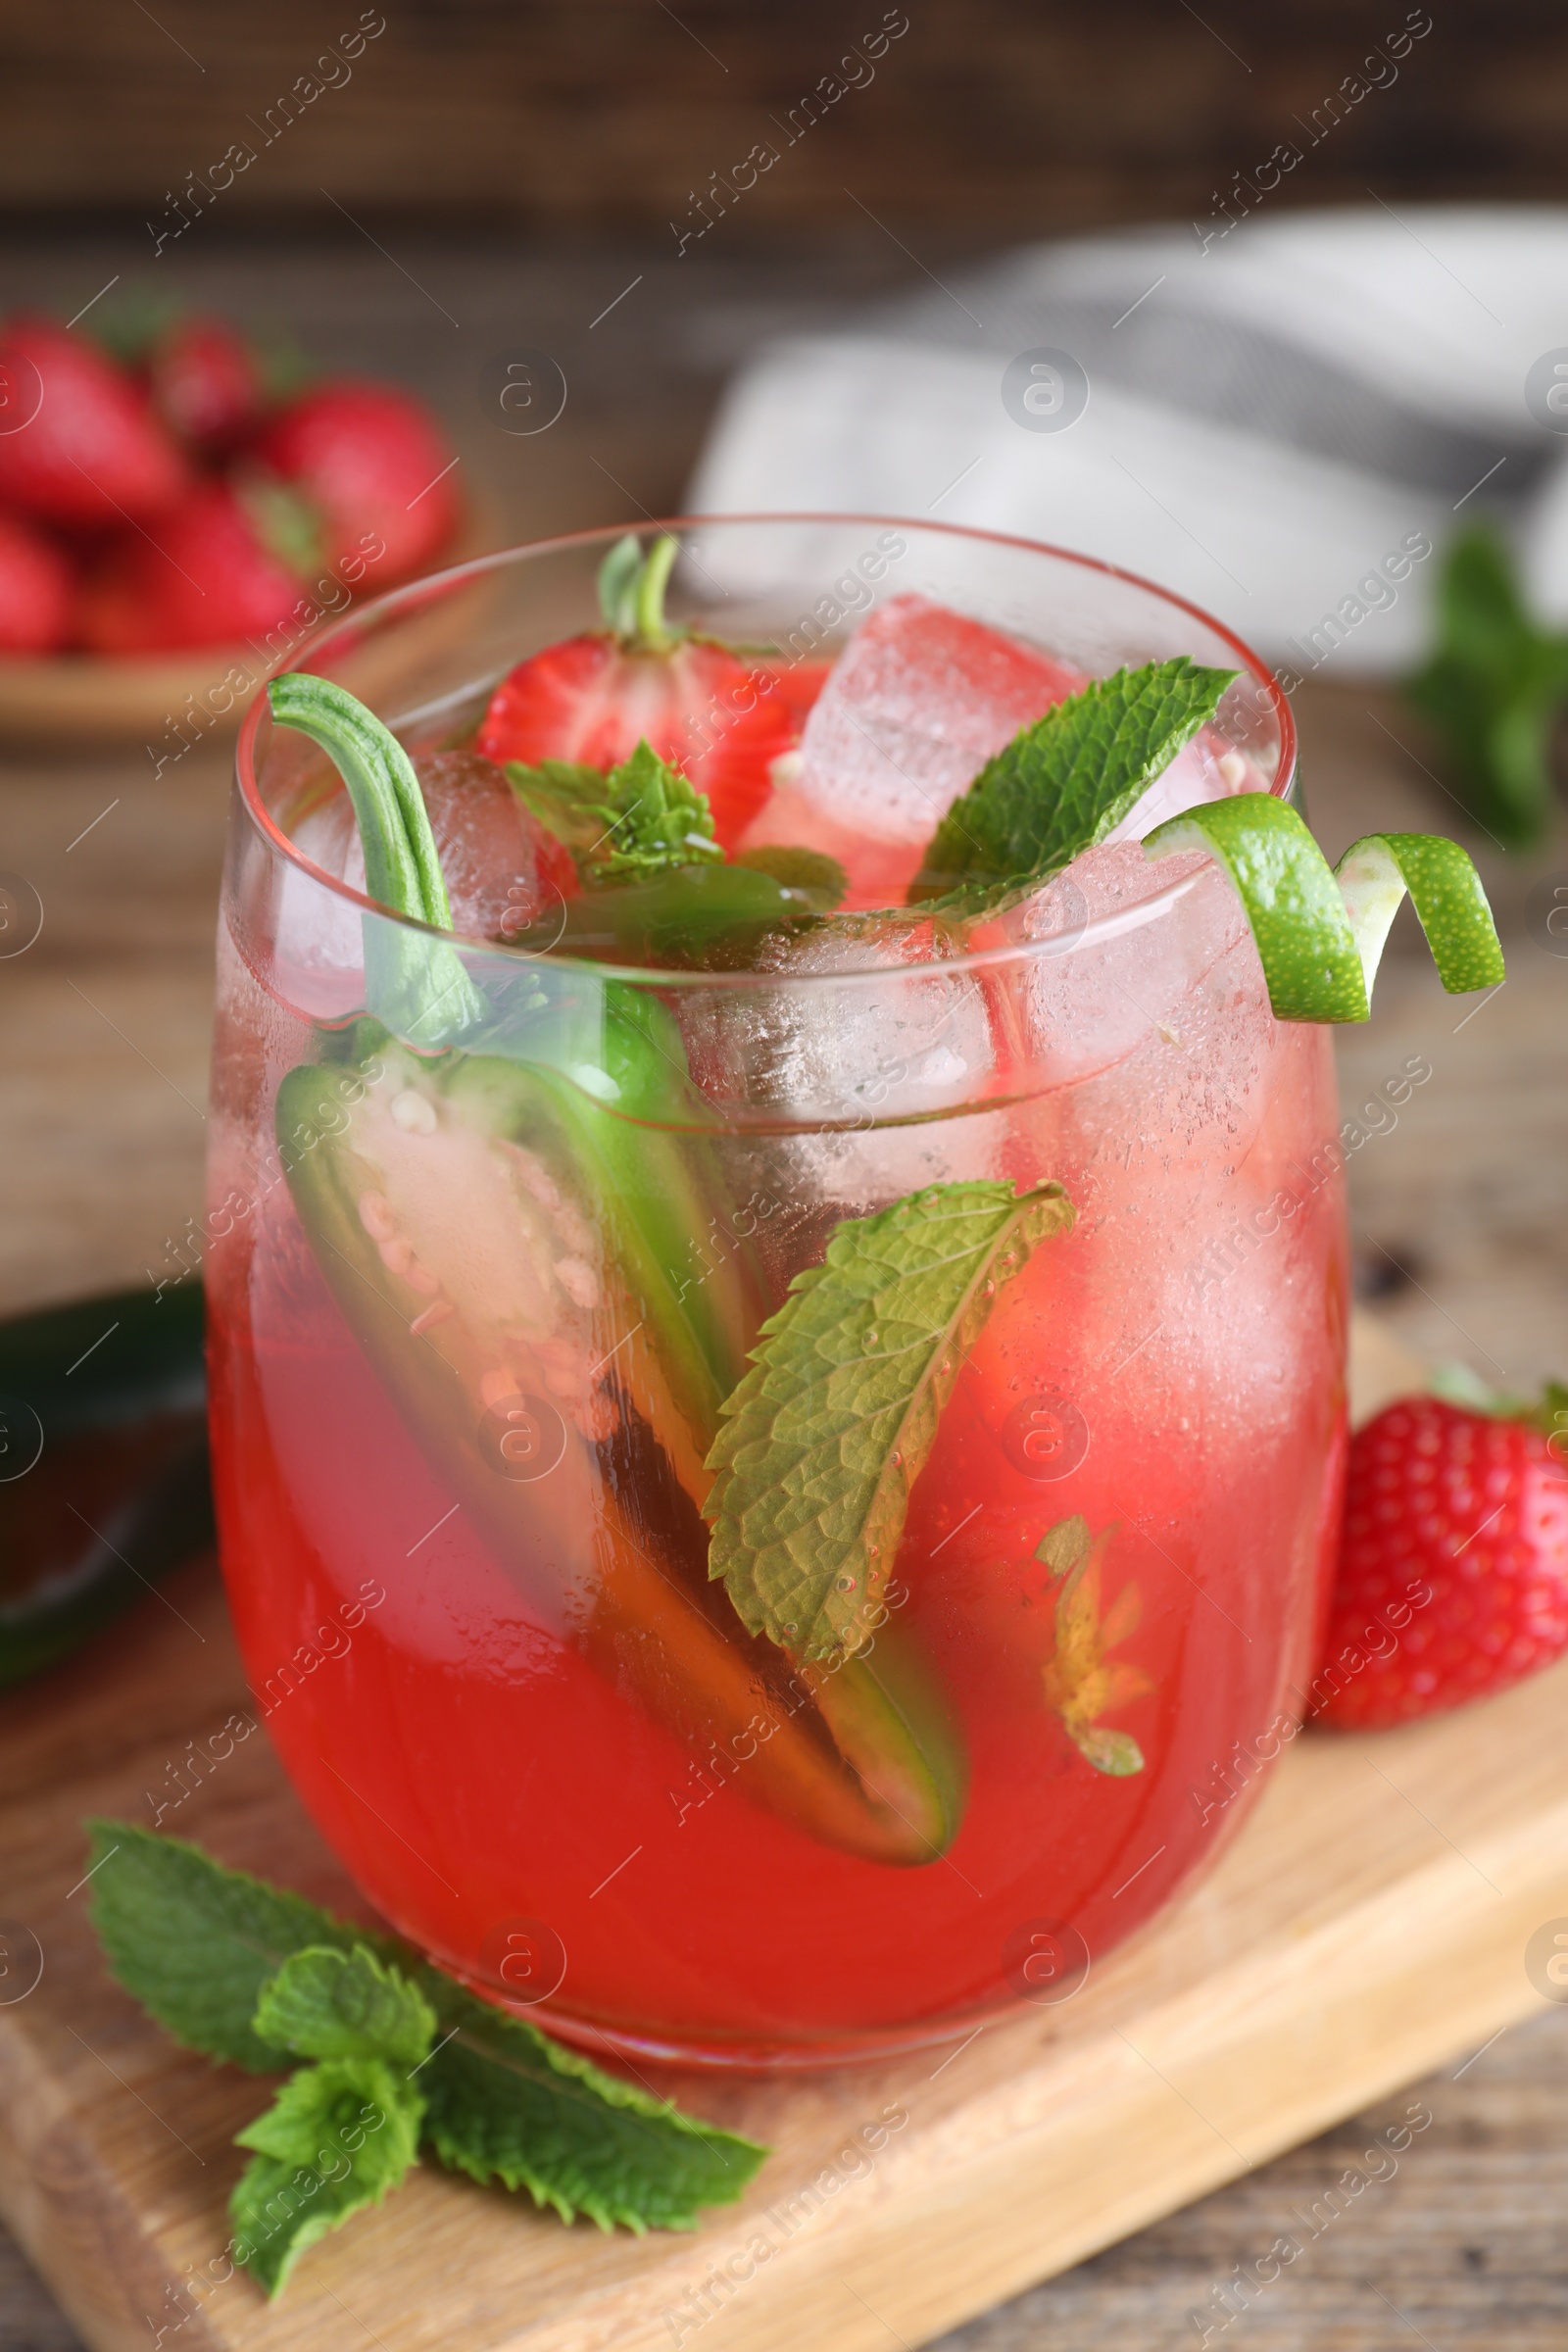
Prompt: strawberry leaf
<box><xmin>705</xmin><ymin>1180</ymin><xmax>1075</xmax><ymax>1661</ymax></box>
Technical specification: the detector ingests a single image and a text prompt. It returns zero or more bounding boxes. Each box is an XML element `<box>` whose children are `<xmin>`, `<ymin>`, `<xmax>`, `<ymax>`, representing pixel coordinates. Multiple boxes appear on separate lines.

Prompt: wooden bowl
<box><xmin>0</xmin><ymin>498</ymin><xmax>502</xmax><ymax>747</ymax></box>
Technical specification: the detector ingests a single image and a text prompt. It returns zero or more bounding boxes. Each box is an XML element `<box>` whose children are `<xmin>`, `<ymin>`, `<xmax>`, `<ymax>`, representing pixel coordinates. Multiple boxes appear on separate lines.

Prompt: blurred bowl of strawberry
<box><xmin>144</xmin><ymin>315</ymin><xmax>267</xmax><ymax>457</ymax></box>
<box><xmin>253</xmin><ymin>378</ymin><xmax>460</xmax><ymax>590</ymax></box>
<box><xmin>0</xmin><ymin>299</ymin><xmax>476</xmax><ymax>742</ymax></box>
<box><xmin>0</xmin><ymin>509</ymin><xmax>74</xmax><ymax>655</ymax></box>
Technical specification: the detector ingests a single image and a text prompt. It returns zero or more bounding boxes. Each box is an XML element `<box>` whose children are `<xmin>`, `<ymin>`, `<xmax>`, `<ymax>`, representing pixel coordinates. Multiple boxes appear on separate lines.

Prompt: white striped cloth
<box><xmin>687</xmin><ymin>206</ymin><xmax>1568</xmax><ymax>678</ymax></box>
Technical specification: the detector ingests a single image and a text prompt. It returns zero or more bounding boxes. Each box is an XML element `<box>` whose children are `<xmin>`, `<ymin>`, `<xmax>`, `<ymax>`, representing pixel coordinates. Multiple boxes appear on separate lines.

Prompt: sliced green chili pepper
<box><xmin>269</xmin><ymin>678</ymin><xmax>966</xmax><ymax>1864</ymax></box>
<box><xmin>0</xmin><ymin>1282</ymin><xmax>212</xmax><ymax>1689</ymax></box>
<box><xmin>277</xmin><ymin>1037</ymin><xmax>962</xmax><ymax>1860</ymax></box>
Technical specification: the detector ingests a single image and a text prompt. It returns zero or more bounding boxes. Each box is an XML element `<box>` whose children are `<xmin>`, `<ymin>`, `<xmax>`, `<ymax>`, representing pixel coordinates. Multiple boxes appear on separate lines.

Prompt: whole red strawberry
<box><xmin>146</xmin><ymin>314</ymin><xmax>264</xmax><ymax>454</ymax></box>
<box><xmin>476</xmin><ymin>534</ymin><xmax>829</xmax><ymax>850</ymax></box>
<box><xmin>1315</xmin><ymin>1385</ymin><xmax>1568</xmax><ymax>1729</ymax></box>
<box><xmin>0</xmin><ymin>507</ymin><xmax>74</xmax><ymax>653</ymax></box>
<box><xmin>253</xmin><ymin>377</ymin><xmax>457</xmax><ymax>586</ymax></box>
<box><xmin>0</xmin><ymin>316</ymin><xmax>189</xmax><ymax>531</ymax></box>
<box><xmin>76</xmin><ymin>481</ymin><xmax>309</xmax><ymax>654</ymax></box>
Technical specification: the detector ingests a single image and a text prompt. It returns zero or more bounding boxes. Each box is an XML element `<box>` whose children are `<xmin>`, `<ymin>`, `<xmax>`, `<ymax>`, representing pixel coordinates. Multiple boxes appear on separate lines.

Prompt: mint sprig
<box><xmin>85</xmin><ymin>1822</ymin><xmax>767</xmax><ymax>2294</ymax></box>
<box><xmin>232</xmin><ymin>2053</ymin><xmax>424</xmax><ymax>2295</ymax></box>
<box><xmin>705</xmin><ymin>1180</ymin><xmax>1075</xmax><ymax>1661</ymax></box>
<box><xmin>588</xmin><ymin>739</ymin><xmax>724</xmax><ymax>879</ymax></box>
<box><xmin>909</xmin><ymin>656</ymin><xmax>1237</xmax><ymax>906</ymax></box>
<box><xmin>1407</xmin><ymin>521</ymin><xmax>1568</xmax><ymax>850</ymax></box>
<box><xmin>507</xmin><ymin>737</ymin><xmax>723</xmax><ymax>883</ymax></box>
<box><xmin>254</xmin><ymin>1943</ymin><xmax>436</xmax><ymax>2069</ymax></box>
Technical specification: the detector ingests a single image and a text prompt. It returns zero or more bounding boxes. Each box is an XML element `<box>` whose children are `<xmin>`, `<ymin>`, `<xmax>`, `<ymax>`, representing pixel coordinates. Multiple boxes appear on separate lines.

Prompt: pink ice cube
<box><xmin>740</xmin><ymin>594</ymin><xmax>1085</xmax><ymax>906</ymax></box>
<box><xmin>741</xmin><ymin>594</ymin><xmax>1260</xmax><ymax>906</ymax></box>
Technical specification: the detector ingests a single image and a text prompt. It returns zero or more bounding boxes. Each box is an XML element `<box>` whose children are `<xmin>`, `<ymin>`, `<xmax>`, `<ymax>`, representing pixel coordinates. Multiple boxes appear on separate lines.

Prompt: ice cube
<box><xmin>415</xmin><ymin>750</ymin><xmax>573</xmax><ymax>942</ymax></box>
<box><xmin>1099</xmin><ymin>733</ymin><xmax>1260</xmax><ymax>845</ymax></box>
<box><xmin>273</xmin><ymin>751</ymin><xmax>575</xmax><ymax>1014</ymax></box>
<box><xmin>740</xmin><ymin>594</ymin><xmax>1084</xmax><ymax>906</ymax></box>
<box><xmin>677</xmin><ymin>907</ymin><xmax>997</xmax><ymax>1131</ymax></box>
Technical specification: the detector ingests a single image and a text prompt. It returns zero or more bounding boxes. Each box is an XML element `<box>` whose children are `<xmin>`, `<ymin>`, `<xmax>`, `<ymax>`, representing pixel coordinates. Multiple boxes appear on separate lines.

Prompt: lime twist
<box><xmin>1142</xmin><ymin>796</ymin><xmax>1504</xmax><ymax>1023</ymax></box>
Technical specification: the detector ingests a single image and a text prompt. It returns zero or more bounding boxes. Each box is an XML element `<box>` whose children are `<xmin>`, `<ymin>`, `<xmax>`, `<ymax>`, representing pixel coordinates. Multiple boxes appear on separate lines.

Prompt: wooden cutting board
<box><xmin>2</xmin><ymin>1315</ymin><xmax>1564</xmax><ymax>2352</ymax></box>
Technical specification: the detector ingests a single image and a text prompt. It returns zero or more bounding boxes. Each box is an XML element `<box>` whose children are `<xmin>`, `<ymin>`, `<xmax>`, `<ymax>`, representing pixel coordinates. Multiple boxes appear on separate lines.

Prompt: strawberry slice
<box><xmin>474</xmin><ymin>535</ymin><xmax>829</xmax><ymax>852</ymax></box>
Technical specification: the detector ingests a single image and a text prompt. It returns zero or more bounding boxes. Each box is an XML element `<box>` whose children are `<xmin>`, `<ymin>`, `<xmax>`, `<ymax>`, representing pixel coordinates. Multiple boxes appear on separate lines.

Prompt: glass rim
<box><xmin>234</xmin><ymin>511</ymin><xmax>1297</xmax><ymax>995</ymax></box>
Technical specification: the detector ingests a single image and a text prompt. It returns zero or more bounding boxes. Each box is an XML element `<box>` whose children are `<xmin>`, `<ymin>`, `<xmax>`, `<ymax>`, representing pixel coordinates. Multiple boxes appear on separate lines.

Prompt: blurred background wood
<box><xmin>1</xmin><ymin>0</ymin><xmax>1567</xmax><ymax>238</ymax></box>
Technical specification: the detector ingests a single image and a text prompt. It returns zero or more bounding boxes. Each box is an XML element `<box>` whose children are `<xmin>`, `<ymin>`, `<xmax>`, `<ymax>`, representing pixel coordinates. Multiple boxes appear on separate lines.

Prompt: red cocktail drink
<box><xmin>206</xmin><ymin>518</ymin><xmax>1345</xmax><ymax>2065</ymax></box>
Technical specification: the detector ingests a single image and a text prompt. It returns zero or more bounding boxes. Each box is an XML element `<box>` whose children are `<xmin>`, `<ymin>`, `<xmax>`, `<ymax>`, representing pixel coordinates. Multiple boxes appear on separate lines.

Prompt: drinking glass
<box><xmin>206</xmin><ymin>516</ymin><xmax>1344</xmax><ymax>2068</ymax></box>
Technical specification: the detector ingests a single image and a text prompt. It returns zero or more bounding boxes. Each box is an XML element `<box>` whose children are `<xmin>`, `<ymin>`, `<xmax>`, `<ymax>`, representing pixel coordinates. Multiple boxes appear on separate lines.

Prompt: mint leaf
<box><xmin>909</xmin><ymin>657</ymin><xmax>1237</xmax><ymax>907</ymax></box>
<box><xmin>254</xmin><ymin>1946</ymin><xmax>434</xmax><ymax>2070</ymax></box>
<box><xmin>706</xmin><ymin>1180</ymin><xmax>1075</xmax><ymax>1661</ymax></box>
<box><xmin>505</xmin><ymin>757</ymin><xmax>619</xmax><ymax>858</ymax></box>
<box><xmin>732</xmin><ymin>843</ymin><xmax>848</xmax><ymax>908</ymax></box>
<box><xmin>85</xmin><ymin>1821</ymin><xmax>770</xmax><ymax>2246</ymax></box>
<box><xmin>231</xmin><ymin>2057</ymin><xmax>423</xmax><ymax>2296</ymax></box>
<box><xmin>414</xmin><ymin>1972</ymin><xmax>765</xmax><ymax>2230</ymax></box>
<box><xmin>589</xmin><ymin>739</ymin><xmax>722</xmax><ymax>880</ymax></box>
<box><xmin>1407</xmin><ymin>522</ymin><xmax>1568</xmax><ymax>849</ymax></box>
<box><xmin>506</xmin><ymin>739</ymin><xmax>723</xmax><ymax>881</ymax></box>
<box><xmin>86</xmin><ymin>1820</ymin><xmax>364</xmax><ymax>2072</ymax></box>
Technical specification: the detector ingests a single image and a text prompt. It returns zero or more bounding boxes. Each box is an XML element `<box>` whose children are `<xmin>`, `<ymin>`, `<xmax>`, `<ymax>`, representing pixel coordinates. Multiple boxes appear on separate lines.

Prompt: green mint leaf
<box><xmin>590</xmin><ymin>739</ymin><xmax>722</xmax><ymax>881</ymax></box>
<box><xmin>254</xmin><ymin>1945</ymin><xmax>435</xmax><ymax>2070</ymax></box>
<box><xmin>85</xmin><ymin>1821</ymin><xmax>365</xmax><ymax>2073</ymax></box>
<box><xmin>231</xmin><ymin>2057</ymin><xmax>423</xmax><ymax>2297</ymax></box>
<box><xmin>909</xmin><ymin>657</ymin><xmax>1238</xmax><ymax>908</ymax></box>
<box><xmin>1408</xmin><ymin>523</ymin><xmax>1568</xmax><ymax>850</ymax></box>
<box><xmin>504</xmin><ymin>757</ymin><xmax>619</xmax><ymax>858</ymax></box>
<box><xmin>413</xmin><ymin>1970</ymin><xmax>766</xmax><ymax>2231</ymax></box>
<box><xmin>85</xmin><ymin>1822</ymin><xmax>770</xmax><ymax>2240</ymax></box>
<box><xmin>731</xmin><ymin>843</ymin><xmax>848</xmax><ymax>909</ymax></box>
<box><xmin>506</xmin><ymin>740</ymin><xmax>723</xmax><ymax>882</ymax></box>
<box><xmin>706</xmin><ymin>1180</ymin><xmax>1075</xmax><ymax>1661</ymax></box>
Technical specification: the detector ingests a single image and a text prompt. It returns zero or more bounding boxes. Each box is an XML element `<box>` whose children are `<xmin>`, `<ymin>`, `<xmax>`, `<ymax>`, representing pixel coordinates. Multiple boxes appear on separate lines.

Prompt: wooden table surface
<box><xmin>2</xmin><ymin>233</ymin><xmax>1567</xmax><ymax>2351</ymax></box>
